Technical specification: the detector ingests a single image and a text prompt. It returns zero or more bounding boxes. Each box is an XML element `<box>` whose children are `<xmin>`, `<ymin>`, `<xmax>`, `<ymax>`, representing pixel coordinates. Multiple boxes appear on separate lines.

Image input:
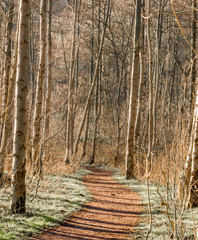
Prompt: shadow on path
<box><xmin>32</xmin><ymin>167</ymin><xmax>142</xmax><ymax>240</ymax></box>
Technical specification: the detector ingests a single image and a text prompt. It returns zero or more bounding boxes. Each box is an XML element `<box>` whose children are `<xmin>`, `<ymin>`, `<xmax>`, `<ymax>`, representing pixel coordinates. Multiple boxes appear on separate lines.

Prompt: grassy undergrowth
<box><xmin>0</xmin><ymin>168</ymin><xmax>92</xmax><ymax>240</ymax></box>
<box><xmin>94</xmin><ymin>164</ymin><xmax>198</xmax><ymax>239</ymax></box>
<box><xmin>114</xmin><ymin>170</ymin><xmax>198</xmax><ymax>239</ymax></box>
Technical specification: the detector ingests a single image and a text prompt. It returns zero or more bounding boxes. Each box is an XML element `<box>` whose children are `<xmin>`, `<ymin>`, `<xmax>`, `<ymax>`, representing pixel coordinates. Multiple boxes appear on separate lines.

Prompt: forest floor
<box><xmin>31</xmin><ymin>167</ymin><xmax>143</xmax><ymax>240</ymax></box>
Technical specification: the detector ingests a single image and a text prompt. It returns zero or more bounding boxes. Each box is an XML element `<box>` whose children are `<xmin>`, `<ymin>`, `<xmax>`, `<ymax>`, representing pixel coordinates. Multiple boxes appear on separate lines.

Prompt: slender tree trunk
<box><xmin>145</xmin><ymin>0</ymin><xmax>153</xmax><ymax>176</ymax></box>
<box><xmin>90</xmin><ymin>64</ymin><xmax>101</xmax><ymax>164</ymax></box>
<box><xmin>180</xmin><ymin>0</ymin><xmax>197</xmax><ymax>207</ymax></box>
<box><xmin>45</xmin><ymin>0</ymin><xmax>52</xmax><ymax>137</ymax></box>
<box><xmin>90</xmin><ymin>1</ymin><xmax>102</xmax><ymax>164</ymax></box>
<box><xmin>81</xmin><ymin>108</ymin><xmax>90</xmax><ymax>159</ymax></box>
<box><xmin>32</xmin><ymin>0</ymin><xmax>47</xmax><ymax>174</ymax></box>
<box><xmin>186</xmin><ymin>87</ymin><xmax>198</xmax><ymax>207</ymax></box>
<box><xmin>64</xmin><ymin>0</ymin><xmax>78</xmax><ymax>163</ymax></box>
<box><xmin>125</xmin><ymin>0</ymin><xmax>141</xmax><ymax>179</ymax></box>
<box><xmin>152</xmin><ymin>0</ymin><xmax>162</xmax><ymax>148</ymax></box>
<box><xmin>134</xmin><ymin>17</ymin><xmax>144</xmax><ymax>140</ymax></box>
<box><xmin>134</xmin><ymin>23</ymin><xmax>144</xmax><ymax>174</ymax></box>
<box><xmin>0</xmin><ymin>0</ymin><xmax>14</xmax><ymax>182</ymax></box>
<box><xmin>190</xmin><ymin>0</ymin><xmax>197</xmax><ymax>111</ymax></box>
<box><xmin>114</xmin><ymin>65</ymin><xmax>123</xmax><ymax>165</ymax></box>
<box><xmin>11</xmin><ymin>0</ymin><xmax>30</xmax><ymax>214</ymax></box>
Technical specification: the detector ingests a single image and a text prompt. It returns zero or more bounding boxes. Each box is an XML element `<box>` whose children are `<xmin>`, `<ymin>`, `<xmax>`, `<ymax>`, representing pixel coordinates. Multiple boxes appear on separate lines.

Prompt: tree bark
<box><xmin>181</xmin><ymin>0</ymin><xmax>197</xmax><ymax>208</ymax></box>
<box><xmin>145</xmin><ymin>0</ymin><xmax>153</xmax><ymax>176</ymax></box>
<box><xmin>186</xmin><ymin>87</ymin><xmax>198</xmax><ymax>207</ymax></box>
<box><xmin>45</xmin><ymin>0</ymin><xmax>52</xmax><ymax>137</ymax></box>
<box><xmin>64</xmin><ymin>0</ymin><xmax>78</xmax><ymax>163</ymax></box>
<box><xmin>32</xmin><ymin>0</ymin><xmax>47</xmax><ymax>174</ymax></box>
<box><xmin>0</xmin><ymin>0</ymin><xmax>14</xmax><ymax>182</ymax></box>
<box><xmin>125</xmin><ymin>0</ymin><xmax>141</xmax><ymax>179</ymax></box>
<box><xmin>11</xmin><ymin>0</ymin><xmax>30</xmax><ymax>214</ymax></box>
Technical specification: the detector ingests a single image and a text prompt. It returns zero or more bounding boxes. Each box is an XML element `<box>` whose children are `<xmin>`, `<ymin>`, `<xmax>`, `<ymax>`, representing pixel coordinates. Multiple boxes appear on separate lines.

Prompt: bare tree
<box><xmin>125</xmin><ymin>0</ymin><xmax>141</xmax><ymax>179</ymax></box>
<box><xmin>32</xmin><ymin>0</ymin><xmax>47</xmax><ymax>174</ymax></box>
<box><xmin>11</xmin><ymin>0</ymin><xmax>30</xmax><ymax>214</ymax></box>
<box><xmin>64</xmin><ymin>0</ymin><xmax>78</xmax><ymax>163</ymax></box>
<box><xmin>0</xmin><ymin>0</ymin><xmax>14</xmax><ymax>183</ymax></box>
<box><xmin>45</xmin><ymin>0</ymin><xmax>52</xmax><ymax>137</ymax></box>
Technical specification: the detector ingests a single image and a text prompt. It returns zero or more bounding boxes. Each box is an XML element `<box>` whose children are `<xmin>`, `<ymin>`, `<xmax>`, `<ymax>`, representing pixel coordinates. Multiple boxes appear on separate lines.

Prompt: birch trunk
<box><xmin>186</xmin><ymin>87</ymin><xmax>198</xmax><ymax>207</ymax></box>
<box><xmin>125</xmin><ymin>0</ymin><xmax>141</xmax><ymax>179</ymax></box>
<box><xmin>190</xmin><ymin>0</ymin><xmax>197</xmax><ymax>111</ymax></box>
<box><xmin>90</xmin><ymin>68</ymin><xmax>101</xmax><ymax>164</ymax></box>
<box><xmin>45</xmin><ymin>0</ymin><xmax>52</xmax><ymax>137</ymax></box>
<box><xmin>134</xmin><ymin>20</ymin><xmax>144</xmax><ymax>140</ymax></box>
<box><xmin>32</xmin><ymin>0</ymin><xmax>46</xmax><ymax>174</ymax></box>
<box><xmin>152</xmin><ymin>0</ymin><xmax>162</xmax><ymax>148</ymax></box>
<box><xmin>64</xmin><ymin>0</ymin><xmax>77</xmax><ymax>163</ymax></box>
<box><xmin>181</xmin><ymin>0</ymin><xmax>197</xmax><ymax>207</ymax></box>
<box><xmin>90</xmin><ymin>1</ymin><xmax>102</xmax><ymax>164</ymax></box>
<box><xmin>0</xmin><ymin>0</ymin><xmax>14</xmax><ymax>181</ymax></box>
<box><xmin>145</xmin><ymin>0</ymin><xmax>153</xmax><ymax>176</ymax></box>
<box><xmin>11</xmin><ymin>0</ymin><xmax>30</xmax><ymax>214</ymax></box>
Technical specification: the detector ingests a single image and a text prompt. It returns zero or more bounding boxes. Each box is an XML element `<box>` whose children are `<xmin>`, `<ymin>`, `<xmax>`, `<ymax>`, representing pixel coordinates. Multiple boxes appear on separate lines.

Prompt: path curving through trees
<box><xmin>33</xmin><ymin>167</ymin><xmax>142</xmax><ymax>240</ymax></box>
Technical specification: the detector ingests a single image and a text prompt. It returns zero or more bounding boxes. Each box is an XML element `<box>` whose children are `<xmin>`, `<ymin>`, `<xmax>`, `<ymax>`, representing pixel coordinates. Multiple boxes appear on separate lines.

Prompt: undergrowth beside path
<box><xmin>1</xmin><ymin>164</ymin><xmax>197</xmax><ymax>240</ymax></box>
<box><xmin>111</xmin><ymin>167</ymin><xmax>198</xmax><ymax>239</ymax></box>
<box><xmin>0</xmin><ymin>168</ymin><xmax>92</xmax><ymax>240</ymax></box>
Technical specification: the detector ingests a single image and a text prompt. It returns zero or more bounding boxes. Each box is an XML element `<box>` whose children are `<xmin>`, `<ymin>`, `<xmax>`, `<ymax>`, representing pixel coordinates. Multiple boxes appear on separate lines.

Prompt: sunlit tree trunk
<box><xmin>0</xmin><ymin>0</ymin><xmax>14</xmax><ymax>182</ymax></box>
<box><xmin>152</xmin><ymin>0</ymin><xmax>162</xmax><ymax>148</ymax></box>
<box><xmin>11</xmin><ymin>0</ymin><xmax>30</xmax><ymax>214</ymax></box>
<box><xmin>64</xmin><ymin>0</ymin><xmax>77</xmax><ymax>163</ymax></box>
<box><xmin>45</xmin><ymin>0</ymin><xmax>52</xmax><ymax>137</ymax></box>
<box><xmin>90</xmin><ymin>0</ymin><xmax>102</xmax><ymax>164</ymax></box>
<box><xmin>186</xmin><ymin>86</ymin><xmax>198</xmax><ymax>207</ymax></box>
<box><xmin>134</xmin><ymin>22</ymin><xmax>144</xmax><ymax>174</ymax></box>
<box><xmin>90</xmin><ymin>67</ymin><xmax>101</xmax><ymax>164</ymax></box>
<box><xmin>32</xmin><ymin>0</ymin><xmax>47</xmax><ymax>174</ymax></box>
<box><xmin>145</xmin><ymin>0</ymin><xmax>153</xmax><ymax>176</ymax></box>
<box><xmin>114</xmin><ymin>66</ymin><xmax>123</xmax><ymax>165</ymax></box>
<box><xmin>190</xmin><ymin>0</ymin><xmax>197</xmax><ymax>111</ymax></box>
<box><xmin>181</xmin><ymin>0</ymin><xmax>197</xmax><ymax>208</ymax></box>
<box><xmin>134</xmin><ymin>16</ymin><xmax>144</xmax><ymax>141</ymax></box>
<box><xmin>125</xmin><ymin>0</ymin><xmax>141</xmax><ymax>179</ymax></box>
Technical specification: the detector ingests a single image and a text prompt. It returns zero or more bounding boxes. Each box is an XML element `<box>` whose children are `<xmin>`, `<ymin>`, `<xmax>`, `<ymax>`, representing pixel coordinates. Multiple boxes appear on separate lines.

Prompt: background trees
<box><xmin>0</xmin><ymin>0</ymin><xmax>197</xmax><ymax>215</ymax></box>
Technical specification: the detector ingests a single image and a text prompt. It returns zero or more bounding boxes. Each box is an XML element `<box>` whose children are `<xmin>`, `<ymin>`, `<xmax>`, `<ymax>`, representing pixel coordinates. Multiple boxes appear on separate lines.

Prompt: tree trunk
<box><xmin>90</xmin><ymin>0</ymin><xmax>102</xmax><ymax>164</ymax></box>
<box><xmin>32</xmin><ymin>0</ymin><xmax>47</xmax><ymax>174</ymax></box>
<box><xmin>186</xmin><ymin>87</ymin><xmax>198</xmax><ymax>207</ymax></box>
<box><xmin>45</xmin><ymin>0</ymin><xmax>52</xmax><ymax>137</ymax></box>
<box><xmin>134</xmin><ymin>17</ymin><xmax>144</xmax><ymax>141</ymax></box>
<box><xmin>11</xmin><ymin>0</ymin><xmax>30</xmax><ymax>214</ymax></box>
<box><xmin>145</xmin><ymin>0</ymin><xmax>153</xmax><ymax>176</ymax></box>
<box><xmin>0</xmin><ymin>0</ymin><xmax>14</xmax><ymax>182</ymax></box>
<box><xmin>125</xmin><ymin>0</ymin><xmax>141</xmax><ymax>179</ymax></box>
<box><xmin>181</xmin><ymin>0</ymin><xmax>197</xmax><ymax>208</ymax></box>
<box><xmin>64</xmin><ymin>0</ymin><xmax>78</xmax><ymax>163</ymax></box>
<box><xmin>152</xmin><ymin>0</ymin><xmax>162</xmax><ymax>148</ymax></box>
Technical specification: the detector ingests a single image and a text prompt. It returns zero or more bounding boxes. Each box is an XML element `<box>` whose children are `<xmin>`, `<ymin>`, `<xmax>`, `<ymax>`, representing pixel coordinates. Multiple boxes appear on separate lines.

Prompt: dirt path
<box><xmin>33</xmin><ymin>167</ymin><xmax>142</xmax><ymax>240</ymax></box>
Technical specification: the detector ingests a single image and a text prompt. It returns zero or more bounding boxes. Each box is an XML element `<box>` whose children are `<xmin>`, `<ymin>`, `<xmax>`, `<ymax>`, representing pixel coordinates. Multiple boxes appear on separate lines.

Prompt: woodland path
<box><xmin>32</xmin><ymin>167</ymin><xmax>142</xmax><ymax>240</ymax></box>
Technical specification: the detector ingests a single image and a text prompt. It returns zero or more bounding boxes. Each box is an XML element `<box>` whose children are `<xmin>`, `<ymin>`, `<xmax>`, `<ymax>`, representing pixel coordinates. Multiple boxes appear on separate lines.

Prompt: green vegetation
<box><xmin>0</xmin><ymin>168</ymin><xmax>92</xmax><ymax>240</ymax></box>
